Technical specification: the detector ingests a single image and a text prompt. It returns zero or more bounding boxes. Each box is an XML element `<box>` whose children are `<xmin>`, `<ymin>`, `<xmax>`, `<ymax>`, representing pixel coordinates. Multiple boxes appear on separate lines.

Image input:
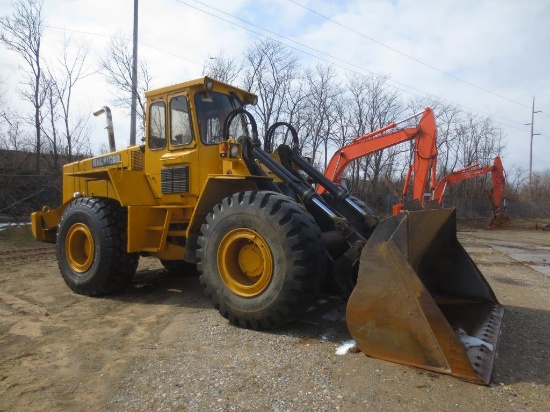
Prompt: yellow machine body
<box><xmin>31</xmin><ymin>77</ymin><xmax>503</xmax><ymax>385</ymax></box>
<box><xmin>32</xmin><ymin>77</ymin><xmax>265</xmax><ymax>262</ymax></box>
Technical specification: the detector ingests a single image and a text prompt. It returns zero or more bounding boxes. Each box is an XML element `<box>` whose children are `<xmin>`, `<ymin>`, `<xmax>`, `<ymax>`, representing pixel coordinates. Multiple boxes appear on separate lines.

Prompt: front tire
<box><xmin>197</xmin><ymin>191</ymin><xmax>326</xmax><ymax>330</ymax></box>
<box><xmin>56</xmin><ymin>197</ymin><xmax>139</xmax><ymax>296</ymax></box>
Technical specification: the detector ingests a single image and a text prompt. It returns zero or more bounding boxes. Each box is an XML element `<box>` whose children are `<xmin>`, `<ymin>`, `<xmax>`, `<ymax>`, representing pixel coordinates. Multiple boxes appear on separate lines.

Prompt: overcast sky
<box><xmin>1</xmin><ymin>0</ymin><xmax>548</xmax><ymax>173</ymax></box>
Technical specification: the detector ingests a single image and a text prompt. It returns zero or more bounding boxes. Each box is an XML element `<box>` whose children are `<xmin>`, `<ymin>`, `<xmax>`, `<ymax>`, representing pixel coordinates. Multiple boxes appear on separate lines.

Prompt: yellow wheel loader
<box><xmin>31</xmin><ymin>77</ymin><xmax>503</xmax><ymax>384</ymax></box>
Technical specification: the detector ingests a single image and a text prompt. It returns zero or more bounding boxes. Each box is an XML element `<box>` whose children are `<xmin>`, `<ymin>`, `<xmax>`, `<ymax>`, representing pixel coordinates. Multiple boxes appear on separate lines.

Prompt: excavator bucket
<box><xmin>488</xmin><ymin>212</ymin><xmax>511</xmax><ymax>228</ymax></box>
<box><xmin>347</xmin><ymin>208</ymin><xmax>503</xmax><ymax>385</ymax></box>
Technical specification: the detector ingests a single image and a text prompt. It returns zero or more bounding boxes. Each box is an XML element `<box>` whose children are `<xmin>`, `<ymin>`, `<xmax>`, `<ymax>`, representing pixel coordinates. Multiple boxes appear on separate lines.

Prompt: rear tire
<box><xmin>198</xmin><ymin>191</ymin><xmax>326</xmax><ymax>330</ymax></box>
<box><xmin>56</xmin><ymin>197</ymin><xmax>139</xmax><ymax>296</ymax></box>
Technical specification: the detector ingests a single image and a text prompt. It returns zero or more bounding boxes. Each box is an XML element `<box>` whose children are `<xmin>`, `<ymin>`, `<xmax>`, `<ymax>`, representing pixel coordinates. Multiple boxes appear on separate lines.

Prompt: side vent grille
<box><xmin>161</xmin><ymin>165</ymin><xmax>189</xmax><ymax>194</ymax></box>
<box><xmin>131</xmin><ymin>151</ymin><xmax>145</xmax><ymax>170</ymax></box>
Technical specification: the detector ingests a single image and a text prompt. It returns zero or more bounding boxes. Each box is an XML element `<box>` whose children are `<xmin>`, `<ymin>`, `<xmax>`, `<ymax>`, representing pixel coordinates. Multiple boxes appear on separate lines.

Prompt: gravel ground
<box><xmin>0</xmin><ymin>225</ymin><xmax>549</xmax><ymax>411</ymax></box>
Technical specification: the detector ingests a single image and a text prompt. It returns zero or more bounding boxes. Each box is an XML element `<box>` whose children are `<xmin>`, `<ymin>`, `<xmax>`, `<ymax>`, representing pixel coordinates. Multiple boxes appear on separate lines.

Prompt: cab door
<box><xmin>144</xmin><ymin>93</ymin><xmax>200</xmax><ymax>203</ymax></box>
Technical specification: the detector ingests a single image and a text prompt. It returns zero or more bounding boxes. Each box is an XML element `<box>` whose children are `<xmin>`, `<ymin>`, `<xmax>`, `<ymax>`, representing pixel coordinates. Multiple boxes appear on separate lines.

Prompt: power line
<box><xmin>44</xmin><ymin>25</ymin><xmax>112</xmax><ymax>38</ymax></box>
<box><xmin>46</xmin><ymin>8</ymin><xmax>532</xmax><ymax>137</ymax></box>
<box><xmin>533</xmin><ymin>155</ymin><xmax>550</xmax><ymax>165</ymax></box>
<box><xmin>288</xmin><ymin>0</ymin><xmax>532</xmax><ymax>109</ymax></box>
<box><xmin>44</xmin><ymin>25</ymin><xmax>203</xmax><ymax>66</ymax></box>
<box><xmin>176</xmin><ymin>0</ymin><xmax>529</xmax><ymax>134</ymax></box>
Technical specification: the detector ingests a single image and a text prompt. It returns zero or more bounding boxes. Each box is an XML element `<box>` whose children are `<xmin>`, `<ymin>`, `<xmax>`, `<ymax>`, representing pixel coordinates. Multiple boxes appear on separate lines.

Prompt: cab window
<box><xmin>148</xmin><ymin>101</ymin><xmax>166</xmax><ymax>150</ymax></box>
<box><xmin>170</xmin><ymin>95</ymin><xmax>193</xmax><ymax>147</ymax></box>
<box><xmin>194</xmin><ymin>91</ymin><xmax>245</xmax><ymax>144</ymax></box>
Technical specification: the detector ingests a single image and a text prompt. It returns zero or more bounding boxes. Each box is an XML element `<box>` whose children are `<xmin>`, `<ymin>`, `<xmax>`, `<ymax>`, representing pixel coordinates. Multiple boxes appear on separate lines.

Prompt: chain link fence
<box><xmin>2</xmin><ymin>174</ymin><xmax>549</xmax><ymax>223</ymax></box>
<box><xmin>363</xmin><ymin>192</ymin><xmax>550</xmax><ymax>220</ymax></box>
<box><xmin>0</xmin><ymin>174</ymin><xmax>63</xmax><ymax>222</ymax></box>
<box><xmin>450</xmin><ymin>197</ymin><xmax>550</xmax><ymax>220</ymax></box>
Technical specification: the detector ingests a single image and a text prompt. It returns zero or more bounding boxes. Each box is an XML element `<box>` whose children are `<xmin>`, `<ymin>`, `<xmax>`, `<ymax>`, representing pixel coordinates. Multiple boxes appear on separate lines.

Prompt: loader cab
<box><xmin>145</xmin><ymin>78</ymin><xmax>256</xmax><ymax>151</ymax></box>
<box><xmin>143</xmin><ymin>77</ymin><xmax>258</xmax><ymax>201</ymax></box>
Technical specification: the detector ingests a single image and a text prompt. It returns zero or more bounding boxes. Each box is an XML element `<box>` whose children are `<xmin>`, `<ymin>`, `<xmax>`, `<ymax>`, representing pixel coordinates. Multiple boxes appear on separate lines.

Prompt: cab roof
<box><xmin>145</xmin><ymin>77</ymin><xmax>257</xmax><ymax>105</ymax></box>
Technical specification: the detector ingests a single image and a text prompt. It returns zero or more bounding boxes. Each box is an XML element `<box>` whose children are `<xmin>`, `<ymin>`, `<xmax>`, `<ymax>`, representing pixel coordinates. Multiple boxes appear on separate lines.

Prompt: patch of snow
<box><xmin>335</xmin><ymin>340</ymin><xmax>356</xmax><ymax>355</ymax></box>
<box><xmin>456</xmin><ymin>328</ymin><xmax>494</xmax><ymax>352</ymax></box>
<box><xmin>0</xmin><ymin>222</ymin><xmax>30</xmax><ymax>231</ymax></box>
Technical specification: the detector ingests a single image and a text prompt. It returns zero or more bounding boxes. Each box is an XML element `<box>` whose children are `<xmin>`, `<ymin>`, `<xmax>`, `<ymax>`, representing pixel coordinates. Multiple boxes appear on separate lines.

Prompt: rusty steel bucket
<box><xmin>347</xmin><ymin>208</ymin><xmax>503</xmax><ymax>385</ymax></box>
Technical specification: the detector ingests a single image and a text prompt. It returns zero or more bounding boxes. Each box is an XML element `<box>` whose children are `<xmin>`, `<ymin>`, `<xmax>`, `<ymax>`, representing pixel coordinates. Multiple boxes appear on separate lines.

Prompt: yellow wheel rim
<box><xmin>217</xmin><ymin>228</ymin><xmax>273</xmax><ymax>297</ymax></box>
<box><xmin>65</xmin><ymin>223</ymin><xmax>95</xmax><ymax>273</ymax></box>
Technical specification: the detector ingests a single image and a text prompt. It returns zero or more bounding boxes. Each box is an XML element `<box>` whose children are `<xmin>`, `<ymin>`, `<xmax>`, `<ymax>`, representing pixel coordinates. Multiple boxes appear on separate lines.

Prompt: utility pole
<box><xmin>130</xmin><ymin>0</ymin><xmax>139</xmax><ymax>146</ymax></box>
<box><xmin>527</xmin><ymin>96</ymin><xmax>541</xmax><ymax>201</ymax></box>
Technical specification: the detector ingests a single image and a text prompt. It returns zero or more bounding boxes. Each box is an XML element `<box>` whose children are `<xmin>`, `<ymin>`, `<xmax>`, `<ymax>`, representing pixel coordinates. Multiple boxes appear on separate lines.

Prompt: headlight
<box><xmin>229</xmin><ymin>144</ymin><xmax>240</xmax><ymax>158</ymax></box>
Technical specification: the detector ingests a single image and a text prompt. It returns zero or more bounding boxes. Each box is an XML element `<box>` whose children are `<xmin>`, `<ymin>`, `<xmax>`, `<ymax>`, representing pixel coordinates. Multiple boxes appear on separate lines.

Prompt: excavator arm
<box><xmin>433</xmin><ymin>163</ymin><xmax>493</xmax><ymax>204</ymax></box>
<box><xmin>490</xmin><ymin>156</ymin><xmax>507</xmax><ymax>212</ymax></box>
<box><xmin>431</xmin><ymin>156</ymin><xmax>509</xmax><ymax>227</ymax></box>
<box><xmin>320</xmin><ymin>108</ymin><xmax>438</xmax><ymax>208</ymax></box>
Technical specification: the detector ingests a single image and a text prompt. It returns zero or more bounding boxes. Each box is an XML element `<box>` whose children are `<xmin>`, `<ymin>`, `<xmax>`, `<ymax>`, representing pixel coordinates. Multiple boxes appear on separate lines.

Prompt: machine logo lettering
<box><xmin>92</xmin><ymin>154</ymin><xmax>121</xmax><ymax>168</ymax></box>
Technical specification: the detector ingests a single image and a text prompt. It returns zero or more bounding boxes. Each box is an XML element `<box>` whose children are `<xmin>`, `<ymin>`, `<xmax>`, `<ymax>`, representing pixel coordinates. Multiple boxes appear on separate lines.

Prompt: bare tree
<box><xmin>407</xmin><ymin>98</ymin><xmax>463</xmax><ymax>179</ymax></box>
<box><xmin>330</xmin><ymin>93</ymin><xmax>354</xmax><ymax>151</ymax></box>
<box><xmin>40</xmin><ymin>76</ymin><xmax>62</xmax><ymax>170</ymax></box>
<box><xmin>202</xmin><ymin>50</ymin><xmax>242</xmax><ymax>84</ymax></box>
<box><xmin>0</xmin><ymin>76</ymin><xmax>7</xmax><ymax>148</ymax></box>
<box><xmin>0</xmin><ymin>76</ymin><xmax>6</xmax><ymax>120</ymax></box>
<box><xmin>454</xmin><ymin>112</ymin><xmax>504</xmax><ymax>168</ymax></box>
<box><xmin>345</xmin><ymin>73</ymin><xmax>402</xmax><ymax>198</ymax></box>
<box><xmin>0</xmin><ymin>0</ymin><xmax>45</xmax><ymax>172</ymax></box>
<box><xmin>99</xmin><ymin>34</ymin><xmax>152</xmax><ymax>143</ymax></box>
<box><xmin>47</xmin><ymin>36</ymin><xmax>92</xmax><ymax>162</ymax></box>
<box><xmin>301</xmin><ymin>64</ymin><xmax>341</xmax><ymax>167</ymax></box>
<box><xmin>505</xmin><ymin>165</ymin><xmax>527</xmax><ymax>200</ymax></box>
<box><xmin>525</xmin><ymin>169</ymin><xmax>550</xmax><ymax>203</ymax></box>
<box><xmin>242</xmin><ymin>39</ymin><xmax>301</xmax><ymax>152</ymax></box>
<box><xmin>282</xmin><ymin>80</ymin><xmax>308</xmax><ymax>148</ymax></box>
<box><xmin>0</xmin><ymin>112</ymin><xmax>31</xmax><ymax>153</ymax></box>
<box><xmin>0</xmin><ymin>77</ymin><xmax>32</xmax><ymax>153</ymax></box>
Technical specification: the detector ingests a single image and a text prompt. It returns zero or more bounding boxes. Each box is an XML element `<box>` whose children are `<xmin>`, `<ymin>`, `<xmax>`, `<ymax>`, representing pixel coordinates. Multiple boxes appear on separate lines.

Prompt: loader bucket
<box><xmin>346</xmin><ymin>208</ymin><xmax>503</xmax><ymax>385</ymax></box>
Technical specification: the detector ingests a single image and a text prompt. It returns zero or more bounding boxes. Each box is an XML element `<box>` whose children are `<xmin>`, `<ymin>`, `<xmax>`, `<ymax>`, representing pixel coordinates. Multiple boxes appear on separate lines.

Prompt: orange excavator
<box><xmin>320</xmin><ymin>107</ymin><xmax>438</xmax><ymax>215</ymax></box>
<box><xmin>431</xmin><ymin>156</ymin><xmax>510</xmax><ymax>227</ymax></box>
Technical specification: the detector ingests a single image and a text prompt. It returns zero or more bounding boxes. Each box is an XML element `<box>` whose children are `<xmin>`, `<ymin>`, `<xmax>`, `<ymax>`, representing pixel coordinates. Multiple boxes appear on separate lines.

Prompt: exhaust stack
<box><xmin>93</xmin><ymin>106</ymin><xmax>116</xmax><ymax>152</ymax></box>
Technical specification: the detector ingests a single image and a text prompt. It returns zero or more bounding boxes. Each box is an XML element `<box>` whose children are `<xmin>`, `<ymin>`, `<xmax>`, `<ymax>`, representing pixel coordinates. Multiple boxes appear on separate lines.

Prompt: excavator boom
<box><xmin>432</xmin><ymin>156</ymin><xmax>510</xmax><ymax>227</ymax></box>
<box><xmin>320</xmin><ymin>108</ymin><xmax>437</xmax><ymax>200</ymax></box>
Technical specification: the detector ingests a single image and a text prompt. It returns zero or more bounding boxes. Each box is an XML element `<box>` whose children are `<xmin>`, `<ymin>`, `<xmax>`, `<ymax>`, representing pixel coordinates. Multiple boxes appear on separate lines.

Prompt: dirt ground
<box><xmin>0</xmin><ymin>221</ymin><xmax>549</xmax><ymax>411</ymax></box>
